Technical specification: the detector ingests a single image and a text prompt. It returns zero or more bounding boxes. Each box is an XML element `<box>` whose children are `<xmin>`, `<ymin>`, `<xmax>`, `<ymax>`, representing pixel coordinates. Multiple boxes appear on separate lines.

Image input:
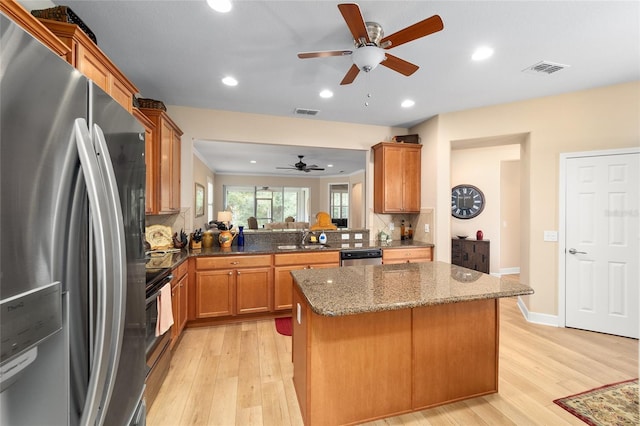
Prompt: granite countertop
<box><xmin>291</xmin><ymin>261</ymin><xmax>534</xmax><ymax>317</ymax></box>
<box><xmin>144</xmin><ymin>240</ymin><xmax>435</xmax><ymax>270</ymax></box>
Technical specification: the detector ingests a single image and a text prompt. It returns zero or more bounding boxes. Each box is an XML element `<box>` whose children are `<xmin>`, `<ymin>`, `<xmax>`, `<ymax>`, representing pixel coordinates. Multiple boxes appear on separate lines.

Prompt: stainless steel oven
<box><xmin>144</xmin><ymin>268</ymin><xmax>173</xmax><ymax>408</ymax></box>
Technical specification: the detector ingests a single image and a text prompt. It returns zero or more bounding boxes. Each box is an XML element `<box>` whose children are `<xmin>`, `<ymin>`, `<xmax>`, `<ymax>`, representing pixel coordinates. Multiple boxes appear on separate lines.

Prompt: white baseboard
<box><xmin>516</xmin><ymin>296</ymin><xmax>559</xmax><ymax>327</ymax></box>
<box><xmin>498</xmin><ymin>267</ymin><xmax>520</xmax><ymax>276</ymax></box>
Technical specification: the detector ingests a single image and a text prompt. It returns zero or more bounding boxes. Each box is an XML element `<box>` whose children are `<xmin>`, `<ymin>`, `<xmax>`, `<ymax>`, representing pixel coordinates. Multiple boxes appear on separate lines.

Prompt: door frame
<box><xmin>557</xmin><ymin>146</ymin><xmax>640</xmax><ymax>328</ymax></box>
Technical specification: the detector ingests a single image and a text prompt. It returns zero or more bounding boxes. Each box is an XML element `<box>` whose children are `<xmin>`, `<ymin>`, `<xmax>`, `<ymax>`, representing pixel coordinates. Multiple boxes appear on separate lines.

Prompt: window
<box><xmin>330</xmin><ymin>184</ymin><xmax>349</xmax><ymax>222</ymax></box>
<box><xmin>223</xmin><ymin>186</ymin><xmax>310</xmax><ymax>228</ymax></box>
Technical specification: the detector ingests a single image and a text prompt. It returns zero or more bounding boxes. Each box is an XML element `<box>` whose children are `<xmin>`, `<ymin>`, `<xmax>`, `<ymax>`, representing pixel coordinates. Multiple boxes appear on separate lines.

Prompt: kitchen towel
<box><xmin>156</xmin><ymin>283</ymin><xmax>174</xmax><ymax>336</ymax></box>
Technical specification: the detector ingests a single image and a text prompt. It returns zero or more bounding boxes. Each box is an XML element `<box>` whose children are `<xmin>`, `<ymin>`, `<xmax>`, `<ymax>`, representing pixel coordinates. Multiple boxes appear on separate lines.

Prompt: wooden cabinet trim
<box><xmin>1</xmin><ymin>0</ymin><xmax>70</xmax><ymax>56</ymax></box>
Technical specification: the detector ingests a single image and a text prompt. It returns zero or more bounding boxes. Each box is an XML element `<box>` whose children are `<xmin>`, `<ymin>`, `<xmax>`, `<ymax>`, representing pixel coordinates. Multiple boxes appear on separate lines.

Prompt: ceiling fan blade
<box><xmin>381</xmin><ymin>53</ymin><xmax>419</xmax><ymax>76</ymax></box>
<box><xmin>381</xmin><ymin>15</ymin><xmax>444</xmax><ymax>49</ymax></box>
<box><xmin>340</xmin><ymin>64</ymin><xmax>360</xmax><ymax>85</ymax></box>
<box><xmin>276</xmin><ymin>167</ymin><xmax>297</xmax><ymax>170</ymax></box>
<box><xmin>338</xmin><ymin>3</ymin><xmax>370</xmax><ymax>44</ymax></box>
<box><xmin>307</xmin><ymin>168</ymin><xmax>325</xmax><ymax>171</ymax></box>
<box><xmin>298</xmin><ymin>50</ymin><xmax>352</xmax><ymax>59</ymax></box>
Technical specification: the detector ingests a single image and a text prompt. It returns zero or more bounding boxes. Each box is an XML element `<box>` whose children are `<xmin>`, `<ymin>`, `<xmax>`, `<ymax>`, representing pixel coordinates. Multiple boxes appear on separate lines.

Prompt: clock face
<box><xmin>451</xmin><ymin>185</ymin><xmax>485</xmax><ymax>219</ymax></box>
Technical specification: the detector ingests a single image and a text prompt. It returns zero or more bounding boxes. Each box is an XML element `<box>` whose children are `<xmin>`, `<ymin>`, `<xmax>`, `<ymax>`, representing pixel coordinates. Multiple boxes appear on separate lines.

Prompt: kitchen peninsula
<box><xmin>290</xmin><ymin>261</ymin><xmax>534</xmax><ymax>426</ymax></box>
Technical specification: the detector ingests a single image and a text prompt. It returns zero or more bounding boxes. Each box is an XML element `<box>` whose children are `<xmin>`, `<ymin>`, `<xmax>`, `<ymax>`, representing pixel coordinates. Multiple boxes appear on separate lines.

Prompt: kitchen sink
<box><xmin>301</xmin><ymin>244</ymin><xmax>330</xmax><ymax>250</ymax></box>
<box><xmin>276</xmin><ymin>244</ymin><xmax>331</xmax><ymax>250</ymax></box>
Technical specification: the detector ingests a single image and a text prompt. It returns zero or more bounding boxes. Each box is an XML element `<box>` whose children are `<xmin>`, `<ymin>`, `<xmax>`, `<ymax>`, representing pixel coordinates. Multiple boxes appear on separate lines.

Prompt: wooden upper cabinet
<box><xmin>0</xmin><ymin>0</ymin><xmax>70</xmax><ymax>57</ymax></box>
<box><xmin>373</xmin><ymin>142</ymin><xmax>422</xmax><ymax>213</ymax></box>
<box><xmin>139</xmin><ymin>108</ymin><xmax>183</xmax><ymax>214</ymax></box>
<box><xmin>131</xmin><ymin>108</ymin><xmax>156</xmax><ymax>214</ymax></box>
<box><xmin>35</xmin><ymin>18</ymin><xmax>138</xmax><ymax>113</ymax></box>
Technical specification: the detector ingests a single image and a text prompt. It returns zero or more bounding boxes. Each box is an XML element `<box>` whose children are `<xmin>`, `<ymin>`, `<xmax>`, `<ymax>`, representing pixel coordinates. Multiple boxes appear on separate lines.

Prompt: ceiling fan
<box><xmin>276</xmin><ymin>155</ymin><xmax>325</xmax><ymax>173</ymax></box>
<box><xmin>297</xmin><ymin>3</ymin><xmax>444</xmax><ymax>85</ymax></box>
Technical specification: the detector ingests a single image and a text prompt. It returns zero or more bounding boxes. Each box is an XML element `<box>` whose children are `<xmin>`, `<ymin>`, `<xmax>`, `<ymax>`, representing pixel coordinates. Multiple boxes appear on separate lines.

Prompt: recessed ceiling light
<box><xmin>207</xmin><ymin>0</ymin><xmax>232</xmax><ymax>13</ymax></box>
<box><xmin>327</xmin><ymin>164</ymin><xmax>334</xmax><ymax>168</ymax></box>
<box><xmin>401</xmin><ymin>99</ymin><xmax>415</xmax><ymax>108</ymax></box>
<box><xmin>319</xmin><ymin>89</ymin><xmax>333</xmax><ymax>99</ymax></box>
<box><xmin>222</xmin><ymin>76</ymin><xmax>238</xmax><ymax>86</ymax></box>
<box><xmin>250</xmin><ymin>160</ymin><xmax>256</xmax><ymax>164</ymax></box>
<box><xmin>472</xmin><ymin>46</ymin><xmax>494</xmax><ymax>61</ymax></box>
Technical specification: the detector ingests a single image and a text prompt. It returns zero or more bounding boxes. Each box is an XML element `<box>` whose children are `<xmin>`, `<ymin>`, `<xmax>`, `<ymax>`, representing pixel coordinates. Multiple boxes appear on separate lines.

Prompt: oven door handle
<box><xmin>146</xmin><ymin>276</ymin><xmax>173</xmax><ymax>305</ymax></box>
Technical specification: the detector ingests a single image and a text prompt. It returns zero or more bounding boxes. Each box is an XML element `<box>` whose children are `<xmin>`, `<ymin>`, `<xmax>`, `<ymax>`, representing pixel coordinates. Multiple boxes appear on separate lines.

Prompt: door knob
<box><xmin>568</xmin><ymin>248</ymin><xmax>587</xmax><ymax>255</ymax></box>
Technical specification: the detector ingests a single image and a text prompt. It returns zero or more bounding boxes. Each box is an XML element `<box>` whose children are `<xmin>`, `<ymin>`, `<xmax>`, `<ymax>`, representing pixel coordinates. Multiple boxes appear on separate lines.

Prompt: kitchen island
<box><xmin>290</xmin><ymin>261</ymin><xmax>534</xmax><ymax>426</ymax></box>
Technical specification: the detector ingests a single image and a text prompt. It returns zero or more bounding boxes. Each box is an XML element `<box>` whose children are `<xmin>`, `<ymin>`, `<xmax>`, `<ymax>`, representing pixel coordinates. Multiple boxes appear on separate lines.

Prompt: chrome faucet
<box><xmin>301</xmin><ymin>230</ymin><xmax>310</xmax><ymax>245</ymax></box>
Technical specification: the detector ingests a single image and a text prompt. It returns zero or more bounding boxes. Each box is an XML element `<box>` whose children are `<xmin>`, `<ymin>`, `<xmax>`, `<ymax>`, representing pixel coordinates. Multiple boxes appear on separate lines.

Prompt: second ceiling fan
<box><xmin>297</xmin><ymin>3</ymin><xmax>444</xmax><ymax>85</ymax></box>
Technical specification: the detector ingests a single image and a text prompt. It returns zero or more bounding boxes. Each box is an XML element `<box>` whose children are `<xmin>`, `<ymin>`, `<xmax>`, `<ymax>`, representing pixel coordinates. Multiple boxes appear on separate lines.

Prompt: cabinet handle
<box><xmin>230</xmin><ymin>261</ymin><xmax>240</xmax><ymax>265</ymax></box>
<box><xmin>228</xmin><ymin>271</ymin><xmax>233</xmax><ymax>276</ymax></box>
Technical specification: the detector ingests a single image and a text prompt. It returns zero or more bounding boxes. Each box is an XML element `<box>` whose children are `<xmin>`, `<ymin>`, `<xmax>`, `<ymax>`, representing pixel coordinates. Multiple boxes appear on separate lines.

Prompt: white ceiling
<box><xmin>37</xmin><ymin>0</ymin><xmax>640</xmax><ymax>175</ymax></box>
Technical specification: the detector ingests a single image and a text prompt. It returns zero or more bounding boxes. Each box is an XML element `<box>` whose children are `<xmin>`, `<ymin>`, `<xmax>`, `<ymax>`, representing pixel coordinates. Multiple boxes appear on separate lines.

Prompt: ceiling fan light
<box><xmin>352</xmin><ymin>46</ymin><xmax>385</xmax><ymax>72</ymax></box>
<box><xmin>222</xmin><ymin>76</ymin><xmax>238</xmax><ymax>86</ymax></box>
<box><xmin>319</xmin><ymin>89</ymin><xmax>333</xmax><ymax>98</ymax></box>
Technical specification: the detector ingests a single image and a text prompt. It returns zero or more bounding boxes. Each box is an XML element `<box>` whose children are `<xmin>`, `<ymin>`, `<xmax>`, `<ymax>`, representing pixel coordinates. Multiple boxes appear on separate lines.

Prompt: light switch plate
<box><xmin>354</xmin><ymin>233</ymin><xmax>362</xmax><ymax>240</ymax></box>
<box><xmin>389</xmin><ymin>223</ymin><xmax>395</xmax><ymax>231</ymax></box>
<box><xmin>424</xmin><ymin>224</ymin><xmax>430</xmax><ymax>233</ymax></box>
<box><xmin>544</xmin><ymin>230</ymin><xmax>558</xmax><ymax>241</ymax></box>
<box><xmin>341</xmin><ymin>233</ymin><xmax>350</xmax><ymax>240</ymax></box>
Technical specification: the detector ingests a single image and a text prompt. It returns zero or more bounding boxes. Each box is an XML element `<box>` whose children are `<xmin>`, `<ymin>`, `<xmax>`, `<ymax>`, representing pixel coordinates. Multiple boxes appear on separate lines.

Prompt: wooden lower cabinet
<box><xmin>194</xmin><ymin>255</ymin><xmax>272</xmax><ymax>318</ymax></box>
<box><xmin>292</xmin><ymin>288</ymin><xmax>499</xmax><ymax>426</ymax></box>
<box><xmin>273</xmin><ymin>251</ymin><xmax>339</xmax><ymax>311</ymax></box>
<box><xmin>382</xmin><ymin>246</ymin><xmax>433</xmax><ymax>264</ymax></box>
<box><xmin>170</xmin><ymin>261</ymin><xmax>188</xmax><ymax>349</ymax></box>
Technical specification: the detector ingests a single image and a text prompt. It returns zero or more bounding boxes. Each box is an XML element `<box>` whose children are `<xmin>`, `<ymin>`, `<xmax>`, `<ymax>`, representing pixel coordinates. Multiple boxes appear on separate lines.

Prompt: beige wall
<box><xmin>500</xmin><ymin>160</ymin><xmax>521</xmax><ymax>272</ymax></box>
<box><xmin>450</xmin><ymin>144</ymin><xmax>520</xmax><ymax>274</ymax></box>
<box><xmin>192</xmin><ymin>154</ymin><xmax>215</xmax><ymax>229</ymax></box>
<box><xmin>167</xmin><ymin>106</ymin><xmax>406</xmax><ymax>234</ymax></box>
<box><xmin>411</xmin><ymin>80</ymin><xmax>640</xmax><ymax>316</ymax></box>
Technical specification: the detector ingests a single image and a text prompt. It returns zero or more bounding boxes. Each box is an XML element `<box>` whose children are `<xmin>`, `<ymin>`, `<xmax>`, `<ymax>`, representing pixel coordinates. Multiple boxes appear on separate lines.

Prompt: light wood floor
<box><xmin>148</xmin><ymin>296</ymin><xmax>638</xmax><ymax>425</ymax></box>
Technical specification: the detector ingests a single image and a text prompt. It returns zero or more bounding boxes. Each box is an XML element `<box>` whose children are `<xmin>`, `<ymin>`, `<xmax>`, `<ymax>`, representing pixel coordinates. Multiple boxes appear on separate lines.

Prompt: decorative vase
<box><xmin>202</xmin><ymin>231</ymin><xmax>214</xmax><ymax>248</ymax></box>
<box><xmin>218</xmin><ymin>229</ymin><xmax>236</xmax><ymax>248</ymax></box>
<box><xmin>237</xmin><ymin>226</ymin><xmax>245</xmax><ymax>247</ymax></box>
<box><xmin>476</xmin><ymin>230</ymin><xmax>484</xmax><ymax>240</ymax></box>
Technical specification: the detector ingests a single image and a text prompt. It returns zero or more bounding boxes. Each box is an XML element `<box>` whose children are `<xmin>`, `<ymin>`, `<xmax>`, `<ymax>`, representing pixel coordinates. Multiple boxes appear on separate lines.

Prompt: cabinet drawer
<box><xmin>173</xmin><ymin>260</ymin><xmax>188</xmax><ymax>279</ymax></box>
<box><xmin>382</xmin><ymin>247</ymin><xmax>432</xmax><ymax>261</ymax></box>
<box><xmin>274</xmin><ymin>251</ymin><xmax>339</xmax><ymax>266</ymax></box>
<box><xmin>196</xmin><ymin>255</ymin><xmax>271</xmax><ymax>270</ymax></box>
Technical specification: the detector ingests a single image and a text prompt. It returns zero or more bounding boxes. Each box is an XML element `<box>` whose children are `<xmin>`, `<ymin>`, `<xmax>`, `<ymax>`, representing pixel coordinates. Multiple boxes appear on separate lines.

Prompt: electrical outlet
<box><xmin>424</xmin><ymin>224</ymin><xmax>430</xmax><ymax>233</ymax></box>
<box><xmin>354</xmin><ymin>233</ymin><xmax>362</xmax><ymax>240</ymax></box>
<box><xmin>389</xmin><ymin>222</ymin><xmax>395</xmax><ymax>231</ymax></box>
<box><xmin>341</xmin><ymin>233</ymin><xmax>350</xmax><ymax>240</ymax></box>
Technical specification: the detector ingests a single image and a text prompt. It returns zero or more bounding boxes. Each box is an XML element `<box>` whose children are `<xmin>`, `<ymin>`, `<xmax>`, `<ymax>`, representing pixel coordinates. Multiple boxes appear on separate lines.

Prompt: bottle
<box><xmin>237</xmin><ymin>225</ymin><xmax>245</xmax><ymax>247</ymax></box>
<box><xmin>476</xmin><ymin>230</ymin><xmax>484</xmax><ymax>240</ymax></box>
<box><xmin>408</xmin><ymin>224</ymin><xmax>413</xmax><ymax>240</ymax></box>
<box><xmin>319</xmin><ymin>231</ymin><xmax>327</xmax><ymax>244</ymax></box>
<box><xmin>400</xmin><ymin>220</ymin><xmax>406</xmax><ymax>241</ymax></box>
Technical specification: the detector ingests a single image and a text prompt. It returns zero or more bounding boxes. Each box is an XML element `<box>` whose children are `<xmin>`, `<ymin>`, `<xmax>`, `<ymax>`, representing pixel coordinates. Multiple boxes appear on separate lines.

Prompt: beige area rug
<box><xmin>553</xmin><ymin>379</ymin><xmax>639</xmax><ymax>426</ymax></box>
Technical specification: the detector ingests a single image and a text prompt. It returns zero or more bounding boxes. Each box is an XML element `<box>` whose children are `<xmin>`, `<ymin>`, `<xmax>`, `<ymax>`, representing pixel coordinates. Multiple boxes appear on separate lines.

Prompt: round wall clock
<box><xmin>451</xmin><ymin>184</ymin><xmax>485</xmax><ymax>219</ymax></box>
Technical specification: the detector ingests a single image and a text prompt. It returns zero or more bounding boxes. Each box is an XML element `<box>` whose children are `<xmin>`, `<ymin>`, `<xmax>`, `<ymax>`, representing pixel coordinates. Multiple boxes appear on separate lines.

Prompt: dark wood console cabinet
<box><xmin>451</xmin><ymin>239</ymin><xmax>490</xmax><ymax>274</ymax></box>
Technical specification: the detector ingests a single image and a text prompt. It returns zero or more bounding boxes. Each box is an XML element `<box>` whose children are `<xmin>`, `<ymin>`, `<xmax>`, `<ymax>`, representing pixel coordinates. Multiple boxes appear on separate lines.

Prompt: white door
<box><xmin>565</xmin><ymin>152</ymin><xmax>639</xmax><ymax>338</ymax></box>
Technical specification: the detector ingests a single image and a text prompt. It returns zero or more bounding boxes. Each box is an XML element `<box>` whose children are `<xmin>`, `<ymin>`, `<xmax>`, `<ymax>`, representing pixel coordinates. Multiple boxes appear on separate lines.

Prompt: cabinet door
<box><xmin>76</xmin><ymin>43</ymin><xmax>109</xmax><ymax>93</ymax></box>
<box><xmin>158</xmin><ymin>119</ymin><xmax>174</xmax><ymax>213</ymax></box>
<box><xmin>236</xmin><ymin>267</ymin><xmax>272</xmax><ymax>314</ymax></box>
<box><xmin>170</xmin><ymin>280</ymin><xmax>180</xmax><ymax>346</ymax></box>
<box><xmin>274</xmin><ymin>265</ymin><xmax>298</xmax><ymax>311</ymax></box>
<box><xmin>196</xmin><ymin>270</ymin><xmax>234</xmax><ymax>318</ymax></box>
<box><xmin>402</xmin><ymin>147</ymin><xmax>421</xmax><ymax>212</ymax></box>
<box><xmin>380</xmin><ymin>146</ymin><xmax>404</xmax><ymax>212</ymax></box>
<box><xmin>170</xmin><ymin>130</ymin><xmax>181</xmax><ymax>211</ymax></box>
<box><xmin>110</xmin><ymin>76</ymin><xmax>133</xmax><ymax>112</ymax></box>
<box><xmin>177</xmin><ymin>273</ymin><xmax>188</xmax><ymax>331</ymax></box>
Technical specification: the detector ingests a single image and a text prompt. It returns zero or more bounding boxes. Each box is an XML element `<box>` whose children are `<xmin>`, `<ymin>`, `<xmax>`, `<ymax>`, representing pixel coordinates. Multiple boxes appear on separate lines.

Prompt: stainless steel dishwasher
<box><xmin>340</xmin><ymin>248</ymin><xmax>383</xmax><ymax>266</ymax></box>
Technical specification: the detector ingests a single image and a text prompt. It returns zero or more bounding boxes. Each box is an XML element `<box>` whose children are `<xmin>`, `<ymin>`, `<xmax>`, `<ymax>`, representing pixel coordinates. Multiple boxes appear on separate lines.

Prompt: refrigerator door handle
<box><xmin>92</xmin><ymin>123</ymin><xmax>128</xmax><ymax>420</ymax></box>
<box><xmin>74</xmin><ymin>118</ymin><xmax>118</xmax><ymax>426</ymax></box>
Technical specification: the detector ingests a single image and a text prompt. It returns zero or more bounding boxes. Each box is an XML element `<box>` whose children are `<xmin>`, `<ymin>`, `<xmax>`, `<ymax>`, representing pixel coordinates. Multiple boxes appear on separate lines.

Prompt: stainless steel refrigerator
<box><xmin>0</xmin><ymin>13</ymin><xmax>146</xmax><ymax>425</ymax></box>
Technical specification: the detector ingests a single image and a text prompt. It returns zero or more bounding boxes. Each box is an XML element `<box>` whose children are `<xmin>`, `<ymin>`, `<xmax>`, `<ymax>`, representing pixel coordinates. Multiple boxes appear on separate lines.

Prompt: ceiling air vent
<box><xmin>294</xmin><ymin>108</ymin><xmax>320</xmax><ymax>116</ymax></box>
<box><xmin>522</xmin><ymin>61</ymin><xmax>569</xmax><ymax>75</ymax></box>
